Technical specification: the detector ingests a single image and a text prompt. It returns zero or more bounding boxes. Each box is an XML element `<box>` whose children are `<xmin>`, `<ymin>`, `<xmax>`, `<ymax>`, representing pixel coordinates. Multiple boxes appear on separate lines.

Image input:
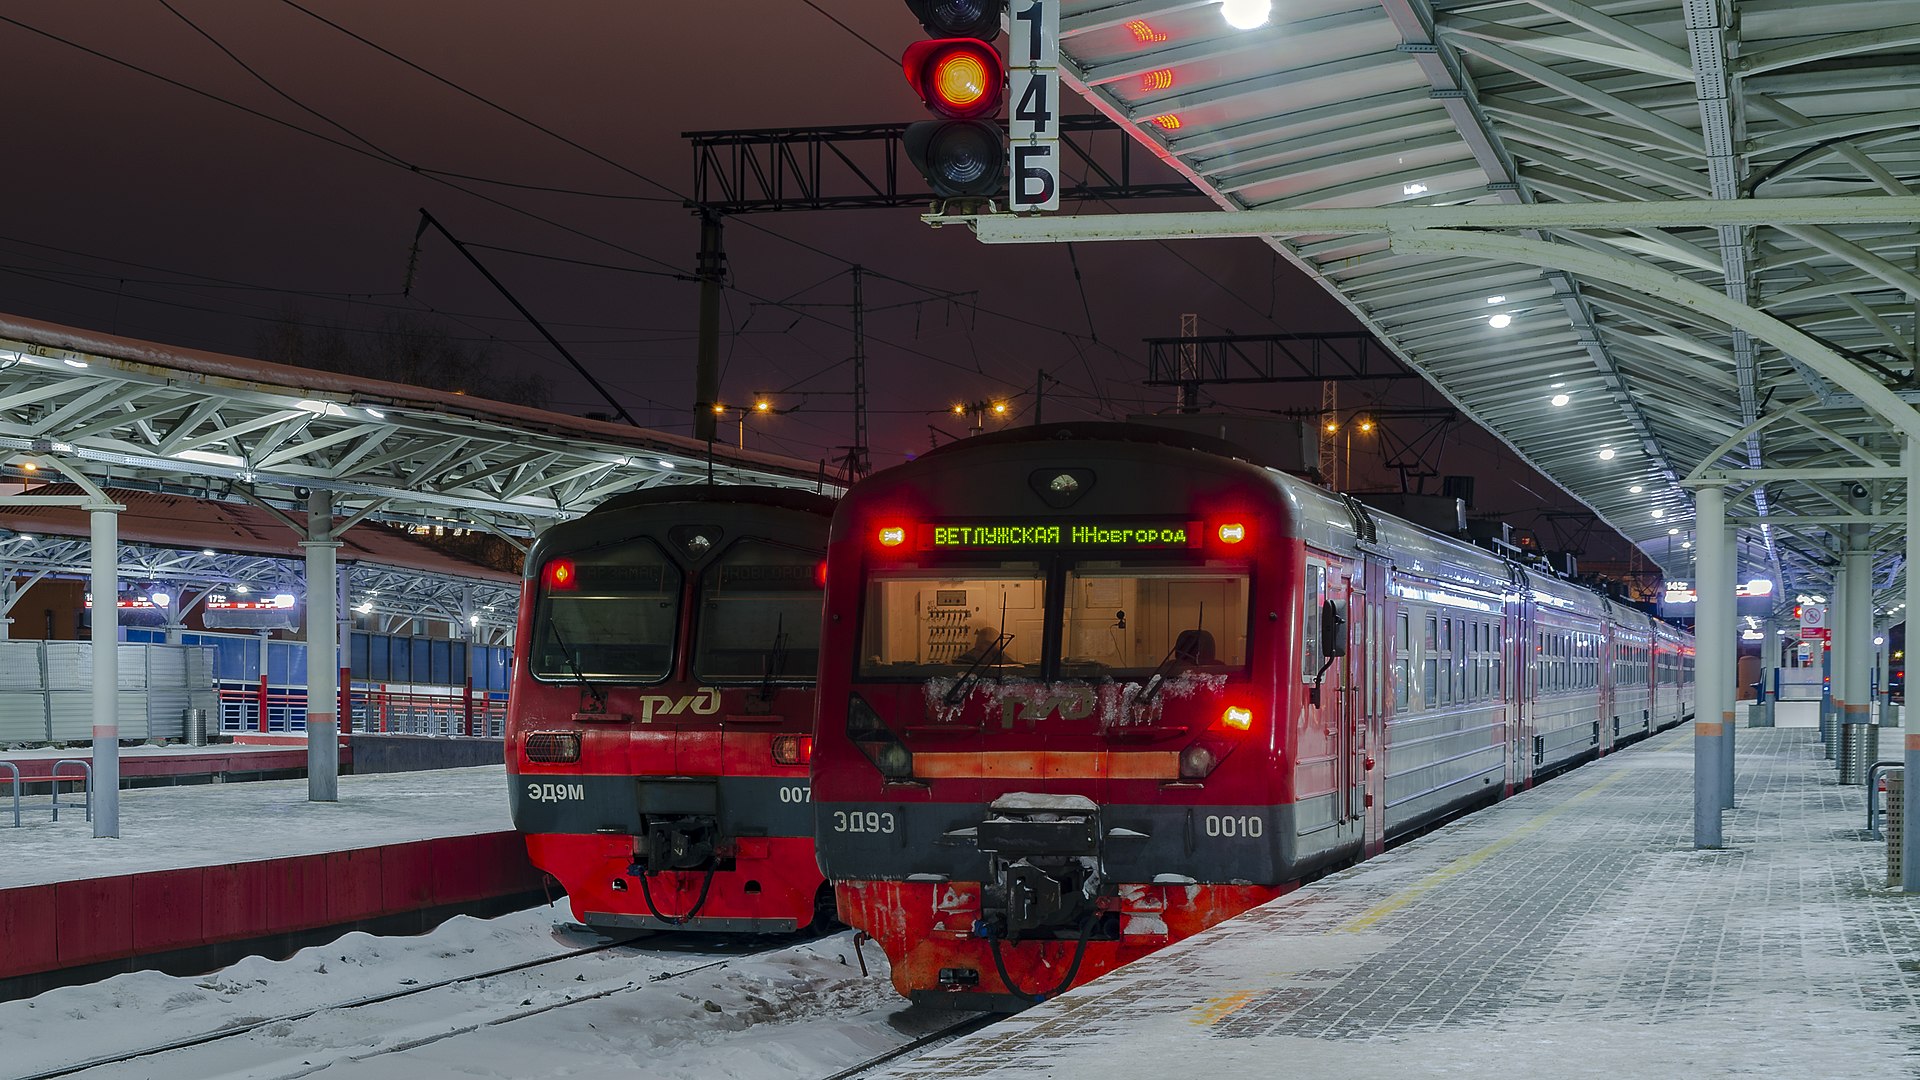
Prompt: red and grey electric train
<box><xmin>811</xmin><ymin>423</ymin><xmax>1695</xmax><ymax>1009</ymax></box>
<box><xmin>506</xmin><ymin>486</ymin><xmax>837</xmax><ymax>934</ymax></box>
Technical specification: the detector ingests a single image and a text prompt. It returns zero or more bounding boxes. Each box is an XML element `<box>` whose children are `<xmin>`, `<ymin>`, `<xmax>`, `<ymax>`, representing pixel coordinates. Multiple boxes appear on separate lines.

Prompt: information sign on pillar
<box><xmin>1007</xmin><ymin>0</ymin><xmax>1060</xmax><ymax>210</ymax></box>
<box><xmin>1801</xmin><ymin>603</ymin><xmax>1829</xmax><ymax>642</ymax></box>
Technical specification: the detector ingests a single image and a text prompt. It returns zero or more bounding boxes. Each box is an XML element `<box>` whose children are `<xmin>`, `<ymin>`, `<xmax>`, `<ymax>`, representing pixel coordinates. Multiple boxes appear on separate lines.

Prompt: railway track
<box><xmin>14</xmin><ymin>929</ymin><xmax>738</xmax><ymax>1080</ymax></box>
<box><xmin>818</xmin><ymin>1013</ymin><xmax>999</xmax><ymax>1080</ymax></box>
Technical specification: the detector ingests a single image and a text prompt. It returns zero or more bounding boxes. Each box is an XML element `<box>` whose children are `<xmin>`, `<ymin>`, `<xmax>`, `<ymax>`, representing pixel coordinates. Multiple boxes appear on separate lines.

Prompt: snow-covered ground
<box><xmin>0</xmin><ymin>766</ymin><xmax>511</xmax><ymax>888</ymax></box>
<box><xmin>0</xmin><ymin>900</ymin><xmax>955</xmax><ymax>1080</ymax></box>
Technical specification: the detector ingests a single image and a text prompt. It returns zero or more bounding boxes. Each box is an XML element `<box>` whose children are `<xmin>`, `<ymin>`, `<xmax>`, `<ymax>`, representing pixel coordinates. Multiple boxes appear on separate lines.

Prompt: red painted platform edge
<box><xmin>0</xmin><ymin>831</ymin><xmax>543</xmax><ymax>981</ymax></box>
<box><xmin>1</xmin><ymin>746</ymin><xmax>350</xmax><ymax>781</ymax></box>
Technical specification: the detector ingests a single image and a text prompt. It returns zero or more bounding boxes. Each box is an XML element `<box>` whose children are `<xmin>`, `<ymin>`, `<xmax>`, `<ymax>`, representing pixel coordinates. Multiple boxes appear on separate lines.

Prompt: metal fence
<box><xmin>0</xmin><ymin>641</ymin><xmax>217</xmax><ymax>742</ymax></box>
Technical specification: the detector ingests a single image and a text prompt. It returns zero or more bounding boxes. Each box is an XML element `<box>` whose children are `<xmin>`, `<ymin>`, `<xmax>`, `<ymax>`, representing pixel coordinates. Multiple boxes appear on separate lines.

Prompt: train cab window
<box><xmin>1066</xmin><ymin>559</ymin><xmax>1249</xmax><ymax>678</ymax></box>
<box><xmin>532</xmin><ymin>539</ymin><xmax>681</xmax><ymax>682</ymax></box>
<box><xmin>1303</xmin><ymin>564</ymin><xmax>1325</xmax><ymax>683</ymax></box>
<box><xmin>860</xmin><ymin>562</ymin><xmax>1045</xmax><ymax>678</ymax></box>
<box><xmin>694</xmin><ymin>539</ymin><xmax>825</xmax><ymax>682</ymax></box>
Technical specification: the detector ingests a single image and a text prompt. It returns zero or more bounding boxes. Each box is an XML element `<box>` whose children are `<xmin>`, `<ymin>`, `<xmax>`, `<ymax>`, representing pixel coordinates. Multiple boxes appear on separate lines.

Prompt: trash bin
<box><xmin>1840</xmin><ymin>723</ymin><xmax>1878</xmax><ymax>785</ymax></box>
<box><xmin>184</xmin><ymin>707</ymin><xmax>208</xmax><ymax>747</ymax></box>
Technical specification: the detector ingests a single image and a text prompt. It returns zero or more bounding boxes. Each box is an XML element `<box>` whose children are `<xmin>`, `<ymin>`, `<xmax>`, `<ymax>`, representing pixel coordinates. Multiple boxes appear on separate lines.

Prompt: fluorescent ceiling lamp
<box><xmin>1221</xmin><ymin>0</ymin><xmax>1270</xmax><ymax>29</ymax></box>
<box><xmin>1488</xmin><ymin>313</ymin><xmax>1512</xmax><ymax>329</ymax></box>
<box><xmin>176</xmin><ymin>449</ymin><xmax>247</xmax><ymax>468</ymax></box>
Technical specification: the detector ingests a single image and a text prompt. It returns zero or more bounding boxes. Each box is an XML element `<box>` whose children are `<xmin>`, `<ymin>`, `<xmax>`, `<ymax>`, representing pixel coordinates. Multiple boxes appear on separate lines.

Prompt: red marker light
<box><xmin>815</xmin><ymin>560</ymin><xmax>829</xmax><ymax>588</ymax></box>
<box><xmin>878</xmin><ymin>526</ymin><xmax>907</xmax><ymax>548</ymax></box>
<box><xmin>772</xmin><ymin>735</ymin><xmax>814</xmax><ymax>766</ymax></box>
<box><xmin>1221</xmin><ymin>705</ymin><xmax>1253</xmax><ymax>731</ymax></box>
<box><xmin>1217</xmin><ymin>522</ymin><xmax>1247</xmax><ymax>544</ymax></box>
<box><xmin>543</xmin><ymin>559</ymin><xmax>578</xmax><ymax>590</ymax></box>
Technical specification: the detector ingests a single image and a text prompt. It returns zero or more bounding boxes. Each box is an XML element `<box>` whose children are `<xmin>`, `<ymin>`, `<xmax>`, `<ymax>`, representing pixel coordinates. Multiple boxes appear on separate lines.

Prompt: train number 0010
<box><xmin>1203</xmin><ymin>813</ymin><xmax>1264</xmax><ymax>838</ymax></box>
<box><xmin>831</xmin><ymin>810</ymin><xmax>897</xmax><ymax>834</ymax></box>
<box><xmin>778</xmin><ymin>785</ymin><xmax>811</xmax><ymax>804</ymax></box>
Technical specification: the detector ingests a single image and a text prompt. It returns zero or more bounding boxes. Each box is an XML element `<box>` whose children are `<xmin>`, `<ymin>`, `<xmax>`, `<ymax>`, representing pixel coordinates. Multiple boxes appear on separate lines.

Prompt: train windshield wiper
<box><xmin>759</xmin><ymin>613</ymin><xmax>789</xmax><ymax>701</ymax></box>
<box><xmin>546</xmin><ymin>620</ymin><xmax>606</xmax><ymax>710</ymax></box>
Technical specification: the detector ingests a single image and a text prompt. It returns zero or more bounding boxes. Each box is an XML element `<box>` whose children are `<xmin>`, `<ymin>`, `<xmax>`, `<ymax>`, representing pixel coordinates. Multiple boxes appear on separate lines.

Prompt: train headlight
<box><xmin>524</xmin><ymin>731</ymin><xmax>581</xmax><ymax>763</ymax></box>
<box><xmin>771</xmin><ymin>734</ymin><xmax>814</xmax><ymax>766</ymax></box>
<box><xmin>848</xmin><ymin>693</ymin><xmax>914</xmax><ymax>780</ymax></box>
<box><xmin>1178</xmin><ymin>744</ymin><xmax>1219</xmax><ymax>779</ymax></box>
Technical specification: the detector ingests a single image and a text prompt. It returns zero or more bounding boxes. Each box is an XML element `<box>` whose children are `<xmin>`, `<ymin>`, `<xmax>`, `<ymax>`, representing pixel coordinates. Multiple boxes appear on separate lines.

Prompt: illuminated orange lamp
<box><xmin>1217</xmin><ymin>522</ymin><xmax>1247</xmax><ymax>544</ymax></box>
<box><xmin>1221</xmin><ymin>705</ymin><xmax>1253</xmax><ymax>731</ymax></box>
<box><xmin>878</xmin><ymin>526</ymin><xmax>907</xmax><ymax>548</ymax></box>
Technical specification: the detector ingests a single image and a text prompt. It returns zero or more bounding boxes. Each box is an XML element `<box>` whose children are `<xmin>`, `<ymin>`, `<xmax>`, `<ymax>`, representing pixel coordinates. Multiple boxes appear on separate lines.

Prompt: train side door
<box><xmin>1356</xmin><ymin>554</ymin><xmax>1388</xmax><ymax>854</ymax></box>
<box><xmin>1506</xmin><ymin>567</ymin><xmax>1531</xmax><ymax>794</ymax></box>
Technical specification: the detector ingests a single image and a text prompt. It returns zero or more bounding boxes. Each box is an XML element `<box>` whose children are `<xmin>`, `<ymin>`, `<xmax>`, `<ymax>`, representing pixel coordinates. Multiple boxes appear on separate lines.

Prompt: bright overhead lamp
<box><xmin>63</xmin><ymin>358</ymin><xmax>89</xmax><ymax>369</ymax></box>
<box><xmin>1402</xmin><ymin>182</ymin><xmax>1428</xmax><ymax>196</ymax></box>
<box><xmin>1682</xmin><ymin>541</ymin><xmax>1693</xmax><ymax>549</ymax></box>
<box><xmin>1220</xmin><ymin>0</ymin><xmax>1270</xmax><ymax>29</ymax></box>
<box><xmin>657</xmin><ymin>460</ymin><xmax>675</xmax><ymax>469</ymax></box>
<box><xmin>1629</xmin><ymin>484</ymin><xmax>1644</xmax><ymax>494</ymax></box>
<box><xmin>1668</xmin><ymin>527</ymin><xmax>1680</xmax><ymax>535</ymax></box>
<box><xmin>1486</xmin><ymin>296</ymin><xmax>1505</xmax><ymax>305</ymax></box>
<box><xmin>1597</xmin><ymin>447</ymin><xmax>1615</xmax><ymax>460</ymax></box>
<box><xmin>1488</xmin><ymin>312</ymin><xmax>1512</xmax><ymax>329</ymax></box>
<box><xmin>149</xmin><ymin>590</ymin><xmax>171</xmax><ymax>607</ymax></box>
<box><xmin>1550</xmin><ymin>393</ymin><xmax>1570</xmax><ymax>407</ymax></box>
<box><xmin>1651</xmin><ymin>508</ymin><xmax>1664</xmax><ymax>519</ymax></box>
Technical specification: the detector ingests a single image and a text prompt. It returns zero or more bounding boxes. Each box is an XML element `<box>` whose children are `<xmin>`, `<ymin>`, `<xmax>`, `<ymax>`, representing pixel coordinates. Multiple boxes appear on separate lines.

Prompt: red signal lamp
<box><xmin>1217</xmin><ymin>522</ymin><xmax>1247</xmax><ymax>544</ymax></box>
<box><xmin>904</xmin><ymin>39</ymin><xmax>1005</xmax><ymax>119</ymax></box>
<box><xmin>877</xmin><ymin>525</ymin><xmax>909</xmax><ymax>549</ymax></box>
<box><xmin>543</xmin><ymin>559</ymin><xmax>578</xmax><ymax>590</ymax></box>
<box><xmin>1220</xmin><ymin>705</ymin><xmax>1253</xmax><ymax>731</ymax></box>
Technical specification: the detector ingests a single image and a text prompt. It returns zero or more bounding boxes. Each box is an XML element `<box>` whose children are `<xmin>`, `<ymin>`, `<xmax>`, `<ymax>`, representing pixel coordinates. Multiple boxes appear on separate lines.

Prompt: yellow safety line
<box><xmin>1189</xmin><ymin>989</ymin><xmax>1258</xmax><ymax>1027</ymax></box>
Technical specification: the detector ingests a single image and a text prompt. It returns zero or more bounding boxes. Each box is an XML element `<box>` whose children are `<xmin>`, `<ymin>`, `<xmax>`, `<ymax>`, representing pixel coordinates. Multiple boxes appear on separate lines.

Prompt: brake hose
<box><xmin>987</xmin><ymin>915</ymin><xmax>1098</xmax><ymax>1004</ymax></box>
<box><xmin>637</xmin><ymin>862</ymin><xmax>720</xmax><ymax>926</ymax></box>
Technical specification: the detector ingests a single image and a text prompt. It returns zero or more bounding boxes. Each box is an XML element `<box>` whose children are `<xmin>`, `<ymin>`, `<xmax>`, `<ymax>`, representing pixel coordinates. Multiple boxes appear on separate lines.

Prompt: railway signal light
<box><xmin>900</xmin><ymin>2</ymin><xmax>1007</xmax><ymax>199</ymax></box>
<box><xmin>543</xmin><ymin>559</ymin><xmax>578</xmax><ymax>591</ymax></box>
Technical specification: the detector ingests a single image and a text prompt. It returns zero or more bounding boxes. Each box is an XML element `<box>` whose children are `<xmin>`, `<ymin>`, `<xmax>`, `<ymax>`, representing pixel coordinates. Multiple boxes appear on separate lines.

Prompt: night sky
<box><xmin>0</xmin><ymin>1</ymin><xmax>1638</xmax><ymax>565</ymax></box>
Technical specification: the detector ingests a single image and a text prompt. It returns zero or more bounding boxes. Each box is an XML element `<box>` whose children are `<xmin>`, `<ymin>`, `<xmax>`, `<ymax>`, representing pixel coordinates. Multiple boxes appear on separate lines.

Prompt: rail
<box><xmin>1867</xmin><ymin>760</ymin><xmax>1903</xmax><ymax>839</ymax></box>
<box><xmin>1</xmin><ymin>762</ymin><xmax>17</xmax><ymax>828</ymax></box>
<box><xmin>50</xmin><ymin>759</ymin><xmax>92</xmax><ymax>823</ymax></box>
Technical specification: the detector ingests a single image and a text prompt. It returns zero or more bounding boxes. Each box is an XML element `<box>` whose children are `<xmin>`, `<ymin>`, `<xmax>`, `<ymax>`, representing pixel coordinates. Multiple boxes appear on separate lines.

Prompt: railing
<box><xmin>1</xmin><ymin>762</ymin><xmax>17</xmax><ymax>828</ymax></box>
<box><xmin>50</xmin><ymin>759</ymin><xmax>92</xmax><ymax>823</ymax></box>
<box><xmin>1867</xmin><ymin>760</ymin><xmax>1903</xmax><ymax>839</ymax></box>
<box><xmin>214</xmin><ymin>681</ymin><xmax>506</xmax><ymax>738</ymax></box>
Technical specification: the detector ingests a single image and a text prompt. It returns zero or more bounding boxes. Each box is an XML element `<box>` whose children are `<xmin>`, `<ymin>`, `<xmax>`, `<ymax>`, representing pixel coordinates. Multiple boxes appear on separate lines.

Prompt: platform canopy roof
<box><xmin>0</xmin><ymin>313</ymin><xmax>835</xmax><ymax>547</ymax></box>
<box><xmin>1013</xmin><ymin>0</ymin><xmax>1920</xmax><ymax>601</ymax></box>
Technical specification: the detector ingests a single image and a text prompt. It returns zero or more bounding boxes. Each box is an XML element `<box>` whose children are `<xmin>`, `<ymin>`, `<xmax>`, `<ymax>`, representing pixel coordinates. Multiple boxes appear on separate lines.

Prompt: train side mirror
<box><xmin>1309</xmin><ymin>598</ymin><xmax>1348</xmax><ymax>707</ymax></box>
<box><xmin>1321</xmin><ymin>598</ymin><xmax>1349</xmax><ymax>659</ymax></box>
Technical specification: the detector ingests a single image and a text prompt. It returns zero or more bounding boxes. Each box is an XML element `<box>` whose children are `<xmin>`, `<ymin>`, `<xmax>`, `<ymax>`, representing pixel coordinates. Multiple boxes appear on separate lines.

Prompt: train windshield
<box><xmin>859</xmin><ymin>561</ymin><xmax>1046</xmax><ymax>679</ymax></box>
<box><xmin>532</xmin><ymin>539</ymin><xmax>681</xmax><ymax>682</ymax></box>
<box><xmin>1062</xmin><ymin>559</ymin><xmax>1250</xmax><ymax>678</ymax></box>
<box><xmin>695</xmin><ymin>539</ymin><xmax>824</xmax><ymax>681</ymax></box>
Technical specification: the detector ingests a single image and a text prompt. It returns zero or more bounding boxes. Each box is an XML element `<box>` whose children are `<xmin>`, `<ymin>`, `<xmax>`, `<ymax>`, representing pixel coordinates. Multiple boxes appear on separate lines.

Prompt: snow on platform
<box><xmin>0</xmin><ymin>765</ymin><xmax>511</xmax><ymax>890</ymax></box>
<box><xmin>881</xmin><ymin>726</ymin><xmax>1920</xmax><ymax>1080</ymax></box>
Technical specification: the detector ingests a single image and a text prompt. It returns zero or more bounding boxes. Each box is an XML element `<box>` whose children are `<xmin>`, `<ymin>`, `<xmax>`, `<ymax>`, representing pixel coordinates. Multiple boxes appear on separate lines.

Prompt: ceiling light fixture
<box><xmin>1220</xmin><ymin>0</ymin><xmax>1271</xmax><ymax>30</ymax></box>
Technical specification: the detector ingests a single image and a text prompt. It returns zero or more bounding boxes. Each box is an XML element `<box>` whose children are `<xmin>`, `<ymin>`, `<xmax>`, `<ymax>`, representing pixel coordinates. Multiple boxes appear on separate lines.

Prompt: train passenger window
<box><xmin>1068</xmin><ymin>559</ymin><xmax>1250</xmax><ymax>678</ymax></box>
<box><xmin>533</xmin><ymin>538</ymin><xmax>682</xmax><ymax>682</ymax></box>
<box><xmin>694</xmin><ymin>539</ymin><xmax>825</xmax><ymax>681</ymax></box>
<box><xmin>859</xmin><ymin>562</ymin><xmax>1045</xmax><ymax>678</ymax></box>
<box><xmin>1423</xmin><ymin>614</ymin><xmax>1438</xmax><ymax>704</ymax></box>
<box><xmin>1395</xmin><ymin>611</ymin><xmax>1410</xmax><ymax>710</ymax></box>
<box><xmin>1454</xmin><ymin>619</ymin><xmax>1468</xmax><ymax>702</ymax></box>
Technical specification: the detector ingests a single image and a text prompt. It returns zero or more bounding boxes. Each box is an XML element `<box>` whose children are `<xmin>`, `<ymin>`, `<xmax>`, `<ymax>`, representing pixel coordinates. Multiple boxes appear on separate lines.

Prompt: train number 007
<box><xmin>831</xmin><ymin>810</ymin><xmax>897</xmax><ymax>834</ymax></box>
<box><xmin>778</xmin><ymin>785</ymin><xmax>811</xmax><ymax>804</ymax></box>
<box><xmin>1203</xmin><ymin>814</ymin><xmax>1264</xmax><ymax>838</ymax></box>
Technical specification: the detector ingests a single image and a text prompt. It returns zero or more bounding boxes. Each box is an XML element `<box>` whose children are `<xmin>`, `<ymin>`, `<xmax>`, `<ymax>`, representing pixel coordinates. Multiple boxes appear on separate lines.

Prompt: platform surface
<box><xmin>885</xmin><ymin>727</ymin><xmax>1920</xmax><ymax>1079</ymax></box>
<box><xmin>0</xmin><ymin>765</ymin><xmax>510</xmax><ymax>889</ymax></box>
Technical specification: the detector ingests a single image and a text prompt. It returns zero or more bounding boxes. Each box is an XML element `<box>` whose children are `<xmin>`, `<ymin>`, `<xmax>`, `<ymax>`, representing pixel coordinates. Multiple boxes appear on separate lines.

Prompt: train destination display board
<box><xmin>922</xmin><ymin>521</ymin><xmax>1204</xmax><ymax>549</ymax></box>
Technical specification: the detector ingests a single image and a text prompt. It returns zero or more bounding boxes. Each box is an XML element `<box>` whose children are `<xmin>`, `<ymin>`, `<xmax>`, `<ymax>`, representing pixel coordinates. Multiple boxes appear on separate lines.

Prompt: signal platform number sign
<box><xmin>1008</xmin><ymin>0</ymin><xmax>1060</xmax><ymax>211</ymax></box>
